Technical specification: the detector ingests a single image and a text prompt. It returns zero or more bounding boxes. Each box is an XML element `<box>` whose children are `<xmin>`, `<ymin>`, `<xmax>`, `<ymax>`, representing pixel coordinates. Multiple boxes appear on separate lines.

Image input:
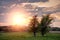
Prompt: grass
<box><xmin>0</xmin><ymin>32</ymin><xmax>60</xmax><ymax>40</ymax></box>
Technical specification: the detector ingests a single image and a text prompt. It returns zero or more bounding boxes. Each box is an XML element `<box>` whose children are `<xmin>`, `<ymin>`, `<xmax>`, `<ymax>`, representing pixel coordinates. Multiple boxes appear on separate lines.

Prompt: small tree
<box><xmin>38</xmin><ymin>14</ymin><xmax>53</xmax><ymax>36</ymax></box>
<box><xmin>28</xmin><ymin>15</ymin><xmax>39</xmax><ymax>37</ymax></box>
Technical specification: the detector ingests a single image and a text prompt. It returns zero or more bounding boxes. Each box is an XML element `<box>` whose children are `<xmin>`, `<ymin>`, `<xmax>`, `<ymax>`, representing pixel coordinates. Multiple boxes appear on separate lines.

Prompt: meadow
<box><xmin>0</xmin><ymin>32</ymin><xmax>60</xmax><ymax>40</ymax></box>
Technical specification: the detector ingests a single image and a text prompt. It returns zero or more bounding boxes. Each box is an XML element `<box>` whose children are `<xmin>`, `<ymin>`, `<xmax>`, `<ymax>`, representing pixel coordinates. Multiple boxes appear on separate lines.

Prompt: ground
<box><xmin>0</xmin><ymin>32</ymin><xmax>60</xmax><ymax>40</ymax></box>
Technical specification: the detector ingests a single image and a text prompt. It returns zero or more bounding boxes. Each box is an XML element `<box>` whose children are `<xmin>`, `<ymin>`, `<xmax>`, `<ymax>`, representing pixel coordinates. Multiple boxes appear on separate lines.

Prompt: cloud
<box><xmin>0</xmin><ymin>0</ymin><xmax>49</xmax><ymax>3</ymax></box>
<box><xmin>23</xmin><ymin>1</ymin><xmax>60</xmax><ymax>16</ymax></box>
<box><xmin>23</xmin><ymin>3</ymin><xmax>60</xmax><ymax>27</ymax></box>
<box><xmin>23</xmin><ymin>3</ymin><xmax>60</xmax><ymax>16</ymax></box>
<box><xmin>26</xmin><ymin>0</ymin><xmax>48</xmax><ymax>3</ymax></box>
<box><xmin>42</xmin><ymin>4</ymin><xmax>60</xmax><ymax>14</ymax></box>
<box><xmin>52</xmin><ymin>22</ymin><xmax>60</xmax><ymax>27</ymax></box>
<box><xmin>0</xmin><ymin>0</ymin><xmax>60</xmax><ymax>26</ymax></box>
<box><xmin>0</xmin><ymin>15</ymin><xmax>5</xmax><ymax>22</ymax></box>
<box><xmin>25</xmin><ymin>0</ymin><xmax>60</xmax><ymax>7</ymax></box>
<box><xmin>0</xmin><ymin>22</ymin><xmax>7</xmax><ymax>26</ymax></box>
<box><xmin>49</xmin><ymin>12</ymin><xmax>60</xmax><ymax>27</ymax></box>
<box><xmin>0</xmin><ymin>6</ymin><xmax>8</xmax><ymax>13</ymax></box>
<box><xmin>0</xmin><ymin>0</ymin><xmax>60</xmax><ymax>7</ymax></box>
<box><xmin>0</xmin><ymin>13</ymin><xmax>5</xmax><ymax>16</ymax></box>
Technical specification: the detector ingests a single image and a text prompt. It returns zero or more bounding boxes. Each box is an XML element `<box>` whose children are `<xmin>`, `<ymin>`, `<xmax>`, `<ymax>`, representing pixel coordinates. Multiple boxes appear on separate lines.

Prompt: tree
<box><xmin>28</xmin><ymin>15</ymin><xmax>39</xmax><ymax>37</ymax></box>
<box><xmin>38</xmin><ymin>14</ymin><xmax>53</xmax><ymax>36</ymax></box>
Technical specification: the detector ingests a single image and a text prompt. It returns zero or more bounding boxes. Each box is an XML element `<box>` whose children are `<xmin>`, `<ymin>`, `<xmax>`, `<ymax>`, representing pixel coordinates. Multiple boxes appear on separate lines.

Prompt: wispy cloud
<box><xmin>0</xmin><ymin>0</ymin><xmax>60</xmax><ymax>26</ymax></box>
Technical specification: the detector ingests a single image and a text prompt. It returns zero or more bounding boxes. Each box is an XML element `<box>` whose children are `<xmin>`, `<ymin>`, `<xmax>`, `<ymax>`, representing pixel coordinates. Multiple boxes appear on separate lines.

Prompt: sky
<box><xmin>0</xmin><ymin>0</ymin><xmax>60</xmax><ymax>27</ymax></box>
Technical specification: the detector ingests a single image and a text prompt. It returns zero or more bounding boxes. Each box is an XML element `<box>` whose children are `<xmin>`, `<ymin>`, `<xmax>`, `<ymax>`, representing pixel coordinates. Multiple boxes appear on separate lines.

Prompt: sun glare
<box><xmin>12</xmin><ymin>12</ymin><xmax>30</xmax><ymax>26</ymax></box>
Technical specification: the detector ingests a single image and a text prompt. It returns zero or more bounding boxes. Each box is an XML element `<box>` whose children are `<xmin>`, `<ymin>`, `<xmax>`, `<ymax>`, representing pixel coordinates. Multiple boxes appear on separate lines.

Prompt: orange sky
<box><xmin>0</xmin><ymin>0</ymin><xmax>60</xmax><ymax>27</ymax></box>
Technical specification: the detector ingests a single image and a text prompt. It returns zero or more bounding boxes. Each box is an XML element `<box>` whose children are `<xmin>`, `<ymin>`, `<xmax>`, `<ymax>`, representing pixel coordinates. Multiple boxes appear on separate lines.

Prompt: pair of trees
<box><xmin>28</xmin><ymin>14</ymin><xmax>53</xmax><ymax>37</ymax></box>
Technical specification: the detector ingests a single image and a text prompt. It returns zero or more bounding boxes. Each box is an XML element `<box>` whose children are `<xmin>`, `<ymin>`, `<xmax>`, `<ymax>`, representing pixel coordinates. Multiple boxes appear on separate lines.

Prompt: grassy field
<box><xmin>0</xmin><ymin>32</ymin><xmax>60</xmax><ymax>40</ymax></box>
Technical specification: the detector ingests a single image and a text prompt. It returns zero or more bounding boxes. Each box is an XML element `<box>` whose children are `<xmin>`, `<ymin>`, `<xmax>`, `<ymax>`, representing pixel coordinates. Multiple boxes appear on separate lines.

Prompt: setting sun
<box><xmin>12</xmin><ymin>12</ymin><xmax>30</xmax><ymax>26</ymax></box>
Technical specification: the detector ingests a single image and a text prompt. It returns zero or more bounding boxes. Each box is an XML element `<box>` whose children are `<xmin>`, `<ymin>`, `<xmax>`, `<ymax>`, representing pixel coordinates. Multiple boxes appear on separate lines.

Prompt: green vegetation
<box><xmin>0</xmin><ymin>32</ymin><xmax>60</xmax><ymax>40</ymax></box>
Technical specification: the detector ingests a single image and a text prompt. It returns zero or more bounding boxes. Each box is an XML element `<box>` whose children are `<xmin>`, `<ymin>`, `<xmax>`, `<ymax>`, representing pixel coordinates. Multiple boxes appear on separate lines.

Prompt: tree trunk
<box><xmin>41</xmin><ymin>32</ymin><xmax>44</xmax><ymax>37</ymax></box>
<box><xmin>33</xmin><ymin>32</ymin><xmax>36</xmax><ymax>37</ymax></box>
<box><xmin>42</xmin><ymin>34</ymin><xmax>44</xmax><ymax>37</ymax></box>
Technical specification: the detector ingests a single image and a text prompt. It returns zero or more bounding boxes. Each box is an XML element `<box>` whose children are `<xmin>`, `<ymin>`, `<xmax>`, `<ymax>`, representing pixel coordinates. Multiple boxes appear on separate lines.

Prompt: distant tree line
<box><xmin>0</xmin><ymin>26</ymin><xmax>9</xmax><ymax>32</ymax></box>
<box><xmin>0</xmin><ymin>26</ymin><xmax>60</xmax><ymax>32</ymax></box>
<box><xmin>50</xmin><ymin>27</ymin><xmax>60</xmax><ymax>31</ymax></box>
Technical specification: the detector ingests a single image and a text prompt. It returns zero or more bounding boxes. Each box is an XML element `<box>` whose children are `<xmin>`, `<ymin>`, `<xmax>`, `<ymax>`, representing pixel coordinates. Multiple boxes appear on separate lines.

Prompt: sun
<box><xmin>12</xmin><ymin>12</ymin><xmax>30</xmax><ymax>26</ymax></box>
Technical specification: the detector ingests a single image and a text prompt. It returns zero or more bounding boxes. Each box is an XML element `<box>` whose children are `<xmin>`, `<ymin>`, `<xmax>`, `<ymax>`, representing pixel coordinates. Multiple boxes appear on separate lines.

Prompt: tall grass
<box><xmin>0</xmin><ymin>32</ymin><xmax>60</xmax><ymax>40</ymax></box>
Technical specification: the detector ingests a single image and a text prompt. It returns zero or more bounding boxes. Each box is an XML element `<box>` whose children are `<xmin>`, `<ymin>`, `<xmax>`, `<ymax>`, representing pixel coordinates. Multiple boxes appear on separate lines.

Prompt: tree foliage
<box><xmin>38</xmin><ymin>14</ymin><xmax>53</xmax><ymax>36</ymax></box>
<box><xmin>28</xmin><ymin>15</ymin><xmax>39</xmax><ymax>37</ymax></box>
